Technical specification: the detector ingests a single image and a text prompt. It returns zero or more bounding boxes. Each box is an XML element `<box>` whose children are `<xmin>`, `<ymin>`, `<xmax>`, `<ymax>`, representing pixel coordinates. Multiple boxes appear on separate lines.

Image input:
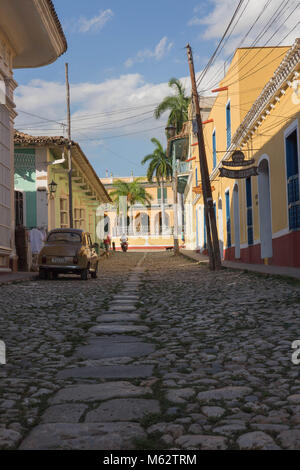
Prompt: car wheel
<box><xmin>91</xmin><ymin>263</ymin><xmax>98</xmax><ymax>279</ymax></box>
<box><xmin>81</xmin><ymin>268</ymin><xmax>88</xmax><ymax>280</ymax></box>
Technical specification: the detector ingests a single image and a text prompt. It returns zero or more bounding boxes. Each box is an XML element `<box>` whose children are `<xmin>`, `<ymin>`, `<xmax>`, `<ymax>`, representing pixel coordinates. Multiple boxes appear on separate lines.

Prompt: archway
<box><xmin>104</xmin><ymin>213</ymin><xmax>110</xmax><ymax>235</ymax></box>
<box><xmin>233</xmin><ymin>184</ymin><xmax>240</xmax><ymax>259</ymax></box>
<box><xmin>258</xmin><ymin>158</ymin><xmax>273</xmax><ymax>259</ymax></box>
<box><xmin>155</xmin><ymin>212</ymin><xmax>162</xmax><ymax>235</ymax></box>
<box><xmin>135</xmin><ymin>212</ymin><xmax>150</xmax><ymax>234</ymax></box>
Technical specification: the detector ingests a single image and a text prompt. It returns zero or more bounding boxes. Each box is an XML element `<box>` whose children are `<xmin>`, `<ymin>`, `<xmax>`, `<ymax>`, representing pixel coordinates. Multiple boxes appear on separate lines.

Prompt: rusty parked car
<box><xmin>38</xmin><ymin>229</ymin><xmax>99</xmax><ymax>280</ymax></box>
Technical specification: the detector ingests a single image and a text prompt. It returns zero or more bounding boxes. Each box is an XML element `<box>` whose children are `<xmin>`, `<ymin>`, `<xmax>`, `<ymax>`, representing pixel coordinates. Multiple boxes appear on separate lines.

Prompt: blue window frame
<box><xmin>226</xmin><ymin>102</ymin><xmax>231</xmax><ymax>149</ymax></box>
<box><xmin>225</xmin><ymin>190</ymin><xmax>231</xmax><ymax>248</ymax></box>
<box><xmin>285</xmin><ymin>128</ymin><xmax>300</xmax><ymax>230</ymax></box>
<box><xmin>195</xmin><ymin>168</ymin><xmax>198</xmax><ymax>186</ymax></box>
<box><xmin>246</xmin><ymin>177</ymin><xmax>253</xmax><ymax>245</ymax></box>
<box><xmin>212</xmin><ymin>130</ymin><xmax>217</xmax><ymax>169</ymax></box>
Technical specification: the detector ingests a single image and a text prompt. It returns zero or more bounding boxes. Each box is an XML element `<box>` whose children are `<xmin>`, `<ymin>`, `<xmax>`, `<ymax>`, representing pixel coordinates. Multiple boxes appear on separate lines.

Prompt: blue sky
<box><xmin>13</xmin><ymin>0</ymin><xmax>299</xmax><ymax>177</ymax></box>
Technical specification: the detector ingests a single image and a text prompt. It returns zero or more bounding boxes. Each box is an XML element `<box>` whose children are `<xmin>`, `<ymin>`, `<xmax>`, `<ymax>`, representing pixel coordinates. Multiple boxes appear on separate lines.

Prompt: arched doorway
<box><xmin>218</xmin><ymin>198</ymin><xmax>224</xmax><ymax>259</ymax></box>
<box><xmin>155</xmin><ymin>212</ymin><xmax>162</xmax><ymax>235</ymax></box>
<box><xmin>233</xmin><ymin>184</ymin><xmax>240</xmax><ymax>259</ymax></box>
<box><xmin>135</xmin><ymin>212</ymin><xmax>150</xmax><ymax>234</ymax></box>
<box><xmin>104</xmin><ymin>213</ymin><xmax>110</xmax><ymax>235</ymax></box>
<box><xmin>258</xmin><ymin>158</ymin><xmax>273</xmax><ymax>259</ymax></box>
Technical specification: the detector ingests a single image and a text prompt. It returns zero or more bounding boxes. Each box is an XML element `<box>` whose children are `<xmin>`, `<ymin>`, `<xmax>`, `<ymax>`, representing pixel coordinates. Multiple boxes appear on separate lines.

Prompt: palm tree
<box><xmin>142</xmin><ymin>138</ymin><xmax>172</xmax><ymax>234</ymax></box>
<box><xmin>110</xmin><ymin>178</ymin><xmax>152</xmax><ymax>234</ymax></box>
<box><xmin>154</xmin><ymin>77</ymin><xmax>190</xmax><ymax>134</ymax></box>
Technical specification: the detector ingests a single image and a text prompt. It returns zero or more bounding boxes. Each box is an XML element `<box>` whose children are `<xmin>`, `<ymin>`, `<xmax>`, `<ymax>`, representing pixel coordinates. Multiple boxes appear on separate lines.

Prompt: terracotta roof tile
<box><xmin>46</xmin><ymin>0</ymin><xmax>67</xmax><ymax>55</ymax></box>
<box><xmin>14</xmin><ymin>130</ymin><xmax>68</xmax><ymax>146</ymax></box>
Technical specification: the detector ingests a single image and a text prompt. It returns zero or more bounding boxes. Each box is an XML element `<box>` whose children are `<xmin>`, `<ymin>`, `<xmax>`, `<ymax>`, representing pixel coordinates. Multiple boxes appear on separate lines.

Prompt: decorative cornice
<box><xmin>33</xmin><ymin>0</ymin><xmax>67</xmax><ymax>59</ymax></box>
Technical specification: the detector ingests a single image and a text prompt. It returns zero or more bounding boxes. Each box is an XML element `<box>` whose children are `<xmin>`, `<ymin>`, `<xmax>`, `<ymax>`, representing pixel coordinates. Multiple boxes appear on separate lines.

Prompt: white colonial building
<box><xmin>0</xmin><ymin>0</ymin><xmax>67</xmax><ymax>271</ymax></box>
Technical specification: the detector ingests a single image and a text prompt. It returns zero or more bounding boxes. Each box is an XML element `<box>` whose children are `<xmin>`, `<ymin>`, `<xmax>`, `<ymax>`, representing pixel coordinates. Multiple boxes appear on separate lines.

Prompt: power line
<box><xmin>15</xmin><ymin>101</ymin><xmax>161</xmax><ymax>128</ymax></box>
<box><xmin>196</xmin><ymin>0</ymin><xmax>247</xmax><ymax>88</ymax></box>
<box><xmin>199</xmin><ymin>0</ymin><xmax>274</xmax><ymax>91</ymax></box>
<box><xmin>199</xmin><ymin>0</ymin><xmax>298</xmax><ymax>93</ymax></box>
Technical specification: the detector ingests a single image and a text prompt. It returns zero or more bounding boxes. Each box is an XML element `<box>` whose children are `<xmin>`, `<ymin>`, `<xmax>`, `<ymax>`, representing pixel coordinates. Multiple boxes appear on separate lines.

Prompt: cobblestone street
<box><xmin>1</xmin><ymin>252</ymin><xmax>300</xmax><ymax>450</ymax></box>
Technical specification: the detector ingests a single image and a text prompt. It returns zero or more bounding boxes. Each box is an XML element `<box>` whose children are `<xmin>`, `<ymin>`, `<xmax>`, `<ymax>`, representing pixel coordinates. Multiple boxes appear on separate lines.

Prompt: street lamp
<box><xmin>165</xmin><ymin>124</ymin><xmax>176</xmax><ymax>140</ymax></box>
<box><xmin>48</xmin><ymin>180</ymin><xmax>57</xmax><ymax>197</ymax></box>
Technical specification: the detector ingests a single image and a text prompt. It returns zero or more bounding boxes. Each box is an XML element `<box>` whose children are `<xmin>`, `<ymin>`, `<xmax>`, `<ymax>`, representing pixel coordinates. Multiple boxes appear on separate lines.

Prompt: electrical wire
<box><xmin>199</xmin><ymin>0</ymin><xmax>298</xmax><ymax>93</ymax></box>
<box><xmin>196</xmin><ymin>0</ymin><xmax>247</xmax><ymax>88</ymax></box>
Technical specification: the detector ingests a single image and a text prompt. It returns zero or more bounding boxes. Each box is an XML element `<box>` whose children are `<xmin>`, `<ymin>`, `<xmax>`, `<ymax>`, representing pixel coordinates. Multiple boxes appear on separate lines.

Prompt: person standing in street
<box><xmin>29</xmin><ymin>227</ymin><xmax>45</xmax><ymax>271</ymax></box>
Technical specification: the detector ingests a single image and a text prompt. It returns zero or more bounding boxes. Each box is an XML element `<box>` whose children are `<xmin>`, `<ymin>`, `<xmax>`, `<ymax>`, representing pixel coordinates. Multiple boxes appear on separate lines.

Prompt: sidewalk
<box><xmin>0</xmin><ymin>271</ymin><xmax>38</xmax><ymax>285</ymax></box>
<box><xmin>181</xmin><ymin>249</ymin><xmax>300</xmax><ymax>280</ymax></box>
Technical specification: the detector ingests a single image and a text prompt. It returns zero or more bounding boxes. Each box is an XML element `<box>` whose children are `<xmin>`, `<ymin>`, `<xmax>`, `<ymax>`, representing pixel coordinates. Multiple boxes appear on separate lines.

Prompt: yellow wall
<box><xmin>186</xmin><ymin>44</ymin><xmax>299</xmax><ymax>256</ymax></box>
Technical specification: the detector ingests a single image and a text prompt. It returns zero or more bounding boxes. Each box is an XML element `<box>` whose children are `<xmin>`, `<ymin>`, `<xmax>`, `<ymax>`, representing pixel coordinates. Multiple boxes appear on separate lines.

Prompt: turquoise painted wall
<box><xmin>14</xmin><ymin>148</ymin><xmax>37</xmax><ymax>228</ymax></box>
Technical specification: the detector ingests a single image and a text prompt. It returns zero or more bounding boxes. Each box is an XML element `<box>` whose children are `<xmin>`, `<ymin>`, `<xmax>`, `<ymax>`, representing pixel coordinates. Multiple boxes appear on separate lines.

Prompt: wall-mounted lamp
<box><xmin>48</xmin><ymin>180</ymin><xmax>57</xmax><ymax>196</ymax></box>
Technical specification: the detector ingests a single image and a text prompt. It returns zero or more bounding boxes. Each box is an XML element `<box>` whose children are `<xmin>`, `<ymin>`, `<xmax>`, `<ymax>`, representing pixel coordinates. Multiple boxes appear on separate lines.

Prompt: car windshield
<box><xmin>47</xmin><ymin>232</ymin><xmax>81</xmax><ymax>243</ymax></box>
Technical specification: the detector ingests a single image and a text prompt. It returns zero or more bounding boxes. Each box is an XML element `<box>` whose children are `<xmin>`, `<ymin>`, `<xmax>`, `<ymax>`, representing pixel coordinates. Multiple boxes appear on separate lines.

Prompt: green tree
<box><xmin>142</xmin><ymin>137</ymin><xmax>172</xmax><ymax>234</ymax></box>
<box><xmin>110</xmin><ymin>178</ymin><xmax>152</xmax><ymax>234</ymax></box>
<box><xmin>154</xmin><ymin>77</ymin><xmax>190</xmax><ymax>134</ymax></box>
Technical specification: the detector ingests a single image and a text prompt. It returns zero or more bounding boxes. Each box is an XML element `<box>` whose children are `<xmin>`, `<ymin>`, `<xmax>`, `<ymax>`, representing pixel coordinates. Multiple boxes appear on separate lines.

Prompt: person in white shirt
<box><xmin>29</xmin><ymin>227</ymin><xmax>45</xmax><ymax>271</ymax></box>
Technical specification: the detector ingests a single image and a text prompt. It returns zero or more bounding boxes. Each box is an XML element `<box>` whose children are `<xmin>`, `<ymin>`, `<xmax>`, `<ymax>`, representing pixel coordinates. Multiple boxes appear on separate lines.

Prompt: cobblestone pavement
<box><xmin>1</xmin><ymin>252</ymin><xmax>300</xmax><ymax>450</ymax></box>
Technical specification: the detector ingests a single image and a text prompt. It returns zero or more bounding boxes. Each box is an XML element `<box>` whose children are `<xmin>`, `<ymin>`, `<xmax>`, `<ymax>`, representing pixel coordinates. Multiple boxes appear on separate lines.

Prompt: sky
<box><xmin>13</xmin><ymin>0</ymin><xmax>300</xmax><ymax>178</ymax></box>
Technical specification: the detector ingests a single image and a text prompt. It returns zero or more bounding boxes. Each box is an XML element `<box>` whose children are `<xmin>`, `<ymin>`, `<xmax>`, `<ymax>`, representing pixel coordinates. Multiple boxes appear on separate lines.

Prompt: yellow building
<box><xmin>185</xmin><ymin>40</ymin><xmax>300</xmax><ymax>267</ymax></box>
<box><xmin>100</xmin><ymin>176</ymin><xmax>175</xmax><ymax>250</ymax></box>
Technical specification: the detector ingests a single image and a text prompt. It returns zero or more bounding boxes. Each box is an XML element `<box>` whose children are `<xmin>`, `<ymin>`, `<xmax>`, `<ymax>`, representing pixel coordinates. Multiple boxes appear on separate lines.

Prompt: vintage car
<box><xmin>38</xmin><ymin>229</ymin><xmax>99</xmax><ymax>280</ymax></box>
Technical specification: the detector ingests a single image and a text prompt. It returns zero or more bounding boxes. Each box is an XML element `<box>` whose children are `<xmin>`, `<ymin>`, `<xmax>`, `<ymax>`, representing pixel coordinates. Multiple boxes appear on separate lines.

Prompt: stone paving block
<box><xmin>96</xmin><ymin>313</ymin><xmax>140</xmax><ymax>323</ymax></box>
<box><xmin>109</xmin><ymin>305</ymin><xmax>136</xmax><ymax>312</ymax></box>
<box><xmin>19</xmin><ymin>422</ymin><xmax>146</xmax><ymax>450</ymax></box>
<box><xmin>0</xmin><ymin>428</ymin><xmax>22</xmax><ymax>450</ymax></box>
<box><xmin>85</xmin><ymin>398</ymin><xmax>160</xmax><ymax>422</ymax></box>
<box><xmin>41</xmin><ymin>404</ymin><xmax>87</xmax><ymax>423</ymax></box>
<box><xmin>50</xmin><ymin>382</ymin><xmax>150</xmax><ymax>404</ymax></box>
<box><xmin>89</xmin><ymin>324</ymin><xmax>149</xmax><ymax>335</ymax></box>
<box><xmin>113</xmin><ymin>295</ymin><xmax>139</xmax><ymax>300</ymax></box>
<box><xmin>75</xmin><ymin>338</ymin><xmax>155</xmax><ymax>359</ymax></box>
<box><xmin>57</xmin><ymin>364</ymin><xmax>154</xmax><ymax>379</ymax></box>
<box><xmin>278</xmin><ymin>430</ymin><xmax>300</xmax><ymax>449</ymax></box>
<box><xmin>237</xmin><ymin>431</ymin><xmax>279</xmax><ymax>450</ymax></box>
<box><xmin>197</xmin><ymin>386</ymin><xmax>252</xmax><ymax>402</ymax></box>
<box><xmin>175</xmin><ymin>434</ymin><xmax>227</xmax><ymax>450</ymax></box>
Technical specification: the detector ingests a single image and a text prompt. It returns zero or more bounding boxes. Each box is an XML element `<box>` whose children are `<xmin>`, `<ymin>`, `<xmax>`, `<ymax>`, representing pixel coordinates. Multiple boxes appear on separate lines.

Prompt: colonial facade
<box><xmin>14</xmin><ymin>131</ymin><xmax>110</xmax><ymax>245</ymax></box>
<box><xmin>0</xmin><ymin>0</ymin><xmax>66</xmax><ymax>272</ymax></box>
<box><xmin>100</xmin><ymin>176</ymin><xmax>175</xmax><ymax>250</ymax></box>
<box><xmin>184</xmin><ymin>40</ymin><xmax>300</xmax><ymax>268</ymax></box>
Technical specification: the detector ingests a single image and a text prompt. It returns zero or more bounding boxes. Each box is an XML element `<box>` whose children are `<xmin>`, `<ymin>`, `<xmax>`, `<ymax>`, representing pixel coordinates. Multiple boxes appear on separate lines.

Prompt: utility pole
<box><xmin>65</xmin><ymin>63</ymin><xmax>73</xmax><ymax>228</ymax></box>
<box><xmin>186</xmin><ymin>44</ymin><xmax>221</xmax><ymax>270</ymax></box>
<box><xmin>173</xmin><ymin>162</ymin><xmax>179</xmax><ymax>255</ymax></box>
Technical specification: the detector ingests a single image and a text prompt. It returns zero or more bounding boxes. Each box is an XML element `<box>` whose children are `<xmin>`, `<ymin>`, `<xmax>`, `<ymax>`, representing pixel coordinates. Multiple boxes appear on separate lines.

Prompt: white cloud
<box><xmin>188</xmin><ymin>0</ymin><xmax>300</xmax><ymax>55</ymax></box>
<box><xmin>125</xmin><ymin>37</ymin><xmax>174</xmax><ymax>68</ymax></box>
<box><xmin>78</xmin><ymin>9</ymin><xmax>113</xmax><ymax>33</ymax></box>
<box><xmin>14</xmin><ymin>67</ymin><xmax>222</xmax><ymax>158</ymax></box>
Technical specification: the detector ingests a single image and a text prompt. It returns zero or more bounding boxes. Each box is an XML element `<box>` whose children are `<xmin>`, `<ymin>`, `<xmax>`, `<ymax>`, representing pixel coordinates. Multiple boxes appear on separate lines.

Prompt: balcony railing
<box><xmin>177</xmin><ymin>161</ymin><xmax>191</xmax><ymax>175</ymax></box>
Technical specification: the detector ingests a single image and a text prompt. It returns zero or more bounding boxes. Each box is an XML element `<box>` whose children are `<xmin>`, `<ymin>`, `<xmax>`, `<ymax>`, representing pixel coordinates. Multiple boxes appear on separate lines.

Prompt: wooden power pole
<box><xmin>65</xmin><ymin>63</ymin><xmax>73</xmax><ymax>228</ymax></box>
<box><xmin>186</xmin><ymin>44</ymin><xmax>221</xmax><ymax>270</ymax></box>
